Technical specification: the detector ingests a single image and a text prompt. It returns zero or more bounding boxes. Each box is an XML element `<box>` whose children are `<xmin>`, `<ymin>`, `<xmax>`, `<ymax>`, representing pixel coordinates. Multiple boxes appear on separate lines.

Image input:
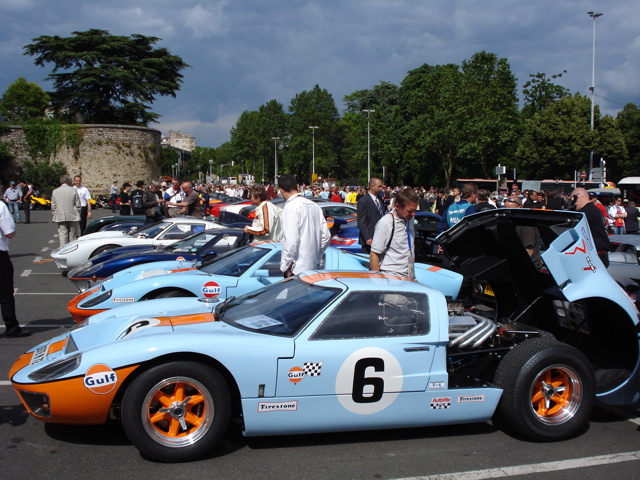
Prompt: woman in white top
<box><xmin>243</xmin><ymin>185</ymin><xmax>283</xmax><ymax>241</ymax></box>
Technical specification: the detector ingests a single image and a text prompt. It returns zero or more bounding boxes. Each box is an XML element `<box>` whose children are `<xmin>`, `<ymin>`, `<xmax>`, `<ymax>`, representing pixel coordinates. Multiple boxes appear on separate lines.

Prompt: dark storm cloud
<box><xmin>1</xmin><ymin>0</ymin><xmax>638</xmax><ymax>147</ymax></box>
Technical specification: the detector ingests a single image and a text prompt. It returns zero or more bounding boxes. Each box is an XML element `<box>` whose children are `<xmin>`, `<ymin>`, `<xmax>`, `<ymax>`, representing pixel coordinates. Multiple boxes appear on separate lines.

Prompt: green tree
<box><xmin>459</xmin><ymin>51</ymin><xmax>520</xmax><ymax>178</ymax></box>
<box><xmin>0</xmin><ymin>77</ymin><xmax>50</xmax><ymax>123</ymax></box>
<box><xmin>20</xmin><ymin>159</ymin><xmax>67</xmax><ymax>194</ymax></box>
<box><xmin>24</xmin><ymin>29</ymin><xmax>189</xmax><ymax>125</ymax></box>
<box><xmin>160</xmin><ymin>147</ymin><xmax>179</xmax><ymax>177</ymax></box>
<box><xmin>521</xmin><ymin>71</ymin><xmax>570</xmax><ymax>119</ymax></box>
<box><xmin>593</xmin><ymin>115</ymin><xmax>628</xmax><ymax>182</ymax></box>
<box><xmin>230</xmin><ymin>110</ymin><xmax>261</xmax><ymax>177</ymax></box>
<box><xmin>398</xmin><ymin>63</ymin><xmax>466</xmax><ymax>186</ymax></box>
<box><xmin>287</xmin><ymin>85</ymin><xmax>341</xmax><ymax>183</ymax></box>
<box><xmin>191</xmin><ymin>146</ymin><xmax>217</xmax><ymax>180</ymax></box>
<box><xmin>516</xmin><ymin>93</ymin><xmax>594</xmax><ymax>179</ymax></box>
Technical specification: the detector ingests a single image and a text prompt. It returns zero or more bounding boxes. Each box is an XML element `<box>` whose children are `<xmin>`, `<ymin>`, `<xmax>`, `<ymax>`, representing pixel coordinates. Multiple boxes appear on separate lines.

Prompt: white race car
<box><xmin>51</xmin><ymin>218</ymin><xmax>223</xmax><ymax>270</ymax></box>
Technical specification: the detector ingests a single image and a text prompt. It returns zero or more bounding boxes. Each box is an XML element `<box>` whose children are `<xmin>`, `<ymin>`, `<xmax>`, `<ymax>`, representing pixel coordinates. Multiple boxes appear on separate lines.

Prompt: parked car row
<box><xmin>9</xmin><ymin>208</ymin><xmax>640</xmax><ymax>463</ymax></box>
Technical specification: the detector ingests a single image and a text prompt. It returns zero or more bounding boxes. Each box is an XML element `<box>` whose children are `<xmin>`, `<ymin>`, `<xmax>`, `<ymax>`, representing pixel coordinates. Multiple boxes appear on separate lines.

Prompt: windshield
<box><xmin>220</xmin><ymin>278</ymin><xmax>341</xmax><ymax>336</ymax></box>
<box><xmin>197</xmin><ymin>244</ymin><xmax>271</xmax><ymax>276</ymax></box>
<box><xmin>128</xmin><ymin>222</ymin><xmax>170</xmax><ymax>238</ymax></box>
<box><xmin>164</xmin><ymin>231</ymin><xmax>220</xmax><ymax>253</ymax></box>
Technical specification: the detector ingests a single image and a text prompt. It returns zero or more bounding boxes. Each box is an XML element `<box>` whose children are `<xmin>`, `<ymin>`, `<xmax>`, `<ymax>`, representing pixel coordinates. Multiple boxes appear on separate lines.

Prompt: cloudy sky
<box><xmin>1</xmin><ymin>0</ymin><xmax>638</xmax><ymax>148</ymax></box>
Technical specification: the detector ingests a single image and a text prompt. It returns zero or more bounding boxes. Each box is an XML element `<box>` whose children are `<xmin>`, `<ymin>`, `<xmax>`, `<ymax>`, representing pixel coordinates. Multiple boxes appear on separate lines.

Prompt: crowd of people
<box><xmin>1</xmin><ymin>171</ymin><xmax>638</xmax><ymax>340</ymax></box>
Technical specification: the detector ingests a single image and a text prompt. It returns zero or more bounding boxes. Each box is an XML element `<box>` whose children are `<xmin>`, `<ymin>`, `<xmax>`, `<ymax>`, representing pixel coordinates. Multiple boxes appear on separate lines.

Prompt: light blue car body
<box><xmin>69</xmin><ymin>243</ymin><xmax>463</xmax><ymax>321</ymax></box>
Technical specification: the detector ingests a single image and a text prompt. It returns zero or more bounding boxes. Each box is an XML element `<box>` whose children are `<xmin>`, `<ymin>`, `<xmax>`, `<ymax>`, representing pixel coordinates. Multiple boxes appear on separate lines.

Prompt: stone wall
<box><xmin>0</xmin><ymin>125</ymin><xmax>162</xmax><ymax>194</ymax></box>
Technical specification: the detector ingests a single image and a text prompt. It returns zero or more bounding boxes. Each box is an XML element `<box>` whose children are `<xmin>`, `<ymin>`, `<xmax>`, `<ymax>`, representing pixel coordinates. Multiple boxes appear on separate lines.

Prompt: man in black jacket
<box><xmin>357</xmin><ymin>177</ymin><xmax>384</xmax><ymax>253</ymax></box>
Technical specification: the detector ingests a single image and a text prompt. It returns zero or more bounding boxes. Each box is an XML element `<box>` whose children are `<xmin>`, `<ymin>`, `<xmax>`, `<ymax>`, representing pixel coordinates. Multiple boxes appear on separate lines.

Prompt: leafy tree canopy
<box><xmin>521</xmin><ymin>71</ymin><xmax>570</xmax><ymax>119</ymax></box>
<box><xmin>0</xmin><ymin>77</ymin><xmax>50</xmax><ymax>123</ymax></box>
<box><xmin>24</xmin><ymin>29</ymin><xmax>190</xmax><ymax>126</ymax></box>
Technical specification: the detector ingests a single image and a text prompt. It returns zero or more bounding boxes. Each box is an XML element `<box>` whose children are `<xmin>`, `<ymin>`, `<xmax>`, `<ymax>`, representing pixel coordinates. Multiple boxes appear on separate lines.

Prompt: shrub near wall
<box><xmin>0</xmin><ymin>124</ymin><xmax>161</xmax><ymax>193</ymax></box>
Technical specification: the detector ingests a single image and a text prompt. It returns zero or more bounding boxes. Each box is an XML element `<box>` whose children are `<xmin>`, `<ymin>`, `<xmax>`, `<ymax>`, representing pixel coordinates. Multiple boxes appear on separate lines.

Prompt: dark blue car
<box><xmin>66</xmin><ymin>228</ymin><xmax>250</xmax><ymax>292</ymax></box>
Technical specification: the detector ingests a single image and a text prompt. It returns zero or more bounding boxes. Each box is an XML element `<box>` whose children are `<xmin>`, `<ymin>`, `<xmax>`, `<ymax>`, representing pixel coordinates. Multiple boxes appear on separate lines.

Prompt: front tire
<box><xmin>122</xmin><ymin>362</ymin><xmax>231</xmax><ymax>462</ymax></box>
<box><xmin>494</xmin><ymin>338</ymin><xmax>595</xmax><ymax>441</ymax></box>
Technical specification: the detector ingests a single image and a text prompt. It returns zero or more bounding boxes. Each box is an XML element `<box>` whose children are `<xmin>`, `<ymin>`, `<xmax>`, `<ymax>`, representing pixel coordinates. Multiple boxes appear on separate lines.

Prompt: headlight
<box><xmin>56</xmin><ymin>243</ymin><xmax>79</xmax><ymax>255</ymax></box>
<box><xmin>80</xmin><ymin>289</ymin><xmax>113</xmax><ymax>308</ymax></box>
<box><xmin>28</xmin><ymin>353</ymin><xmax>82</xmax><ymax>382</ymax></box>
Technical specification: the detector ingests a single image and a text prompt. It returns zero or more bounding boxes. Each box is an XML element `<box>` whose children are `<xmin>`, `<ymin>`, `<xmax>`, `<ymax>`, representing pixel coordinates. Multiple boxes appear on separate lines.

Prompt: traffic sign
<box><xmin>581</xmin><ymin>171</ymin><xmax>587</xmax><ymax>179</ymax></box>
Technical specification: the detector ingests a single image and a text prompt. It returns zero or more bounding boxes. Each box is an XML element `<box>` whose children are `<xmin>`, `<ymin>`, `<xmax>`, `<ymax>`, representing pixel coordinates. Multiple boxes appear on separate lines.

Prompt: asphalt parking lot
<box><xmin>1</xmin><ymin>208</ymin><xmax>639</xmax><ymax>479</ymax></box>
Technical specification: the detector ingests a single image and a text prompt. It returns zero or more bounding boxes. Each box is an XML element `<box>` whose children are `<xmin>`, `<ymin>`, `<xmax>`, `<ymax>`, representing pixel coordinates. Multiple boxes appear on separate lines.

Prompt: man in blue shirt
<box><xmin>439</xmin><ymin>183</ymin><xmax>479</xmax><ymax>233</ymax></box>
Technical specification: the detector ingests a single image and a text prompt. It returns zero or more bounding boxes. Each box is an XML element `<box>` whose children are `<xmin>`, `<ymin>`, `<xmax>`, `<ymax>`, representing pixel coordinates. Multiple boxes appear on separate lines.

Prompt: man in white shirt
<box><xmin>74</xmin><ymin>175</ymin><xmax>92</xmax><ymax>233</ymax></box>
<box><xmin>279</xmin><ymin>174</ymin><xmax>331</xmax><ymax>278</ymax></box>
<box><xmin>0</xmin><ymin>200</ymin><xmax>30</xmax><ymax>337</ymax></box>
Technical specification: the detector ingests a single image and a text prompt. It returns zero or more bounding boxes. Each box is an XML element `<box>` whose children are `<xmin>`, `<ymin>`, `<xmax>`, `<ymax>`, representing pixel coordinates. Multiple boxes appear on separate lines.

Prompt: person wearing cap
<box><xmin>570</xmin><ymin>188</ymin><xmax>610</xmax><ymax>267</ymax></box>
<box><xmin>74</xmin><ymin>175</ymin><xmax>92</xmax><ymax>234</ymax></box>
<box><xmin>3</xmin><ymin>181</ymin><xmax>22</xmax><ymax>224</ymax></box>
<box><xmin>0</xmin><ymin>198</ymin><xmax>30</xmax><ymax>337</ymax></box>
<box><xmin>130</xmin><ymin>180</ymin><xmax>147</xmax><ymax>216</ymax></box>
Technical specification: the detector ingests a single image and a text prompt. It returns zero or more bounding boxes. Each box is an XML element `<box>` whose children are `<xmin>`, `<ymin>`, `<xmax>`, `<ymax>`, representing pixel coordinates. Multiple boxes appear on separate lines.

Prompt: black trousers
<box><xmin>22</xmin><ymin>199</ymin><xmax>31</xmax><ymax>223</ymax></box>
<box><xmin>0</xmin><ymin>251</ymin><xmax>19</xmax><ymax>334</ymax></box>
<box><xmin>80</xmin><ymin>206</ymin><xmax>88</xmax><ymax>234</ymax></box>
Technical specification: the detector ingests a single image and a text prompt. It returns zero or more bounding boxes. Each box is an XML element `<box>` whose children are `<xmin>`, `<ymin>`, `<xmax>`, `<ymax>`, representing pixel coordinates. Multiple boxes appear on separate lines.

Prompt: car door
<box><xmin>275</xmin><ymin>289</ymin><xmax>442</xmax><ymax>432</ymax></box>
<box><xmin>225</xmin><ymin>249</ymin><xmax>284</xmax><ymax>297</ymax></box>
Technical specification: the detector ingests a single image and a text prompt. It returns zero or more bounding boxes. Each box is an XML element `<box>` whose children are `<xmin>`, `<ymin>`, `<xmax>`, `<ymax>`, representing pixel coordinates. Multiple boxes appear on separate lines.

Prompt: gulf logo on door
<box><xmin>288</xmin><ymin>366</ymin><xmax>304</xmax><ymax>383</ymax></box>
<box><xmin>83</xmin><ymin>364</ymin><xmax>118</xmax><ymax>394</ymax></box>
<box><xmin>202</xmin><ymin>281</ymin><xmax>221</xmax><ymax>298</ymax></box>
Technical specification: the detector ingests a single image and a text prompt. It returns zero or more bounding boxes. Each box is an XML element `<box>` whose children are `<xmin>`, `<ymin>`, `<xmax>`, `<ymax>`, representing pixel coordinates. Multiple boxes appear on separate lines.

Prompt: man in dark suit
<box><xmin>357</xmin><ymin>177</ymin><xmax>384</xmax><ymax>253</ymax></box>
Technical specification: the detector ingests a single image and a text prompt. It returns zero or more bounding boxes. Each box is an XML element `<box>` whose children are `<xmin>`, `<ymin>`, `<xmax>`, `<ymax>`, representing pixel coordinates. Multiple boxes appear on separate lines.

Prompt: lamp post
<box><xmin>175</xmin><ymin>162</ymin><xmax>179</xmax><ymax>178</ymax></box>
<box><xmin>208</xmin><ymin>159</ymin><xmax>213</xmax><ymax>183</ymax></box>
<box><xmin>272</xmin><ymin>136</ymin><xmax>280</xmax><ymax>186</ymax></box>
<box><xmin>362</xmin><ymin>109</ymin><xmax>375</xmax><ymax>183</ymax></box>
<box><xmin>588</xmin><ymin>11</ymin><xmax>603</xmax><ymax>181</ymax></box>
<box><xmin>309</xmin><ymin>126</ymin><xmax>318</xmax><ymax>183</ymax></box>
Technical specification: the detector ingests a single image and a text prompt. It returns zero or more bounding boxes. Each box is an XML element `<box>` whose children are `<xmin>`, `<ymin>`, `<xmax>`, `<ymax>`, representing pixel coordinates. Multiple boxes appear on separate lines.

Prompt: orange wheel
<box><xmin>529</xmin><ymin>364</ymin><xmax>582</xmax><ymax>425</ymax></box>
<box><xmin>494</xmin><ymin>338</ymin><xmax>594</xmax><ymax>441</ymax></box>
<box><xmin>123</xmin><ymin>362</ymin><xmax>230</xmax><ymax>462</ymax></box>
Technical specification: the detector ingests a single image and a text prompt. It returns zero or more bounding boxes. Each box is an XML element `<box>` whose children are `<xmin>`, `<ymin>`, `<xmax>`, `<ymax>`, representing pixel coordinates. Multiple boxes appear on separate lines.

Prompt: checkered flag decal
<box><xmin>303</xmin><ymin>362</ymin><xmax>323</xmax><ymax>377</ymax></box>
<box><xmin>430</xmin><ymin>398</ymin><xmax>451</xmax><ymax>409</ymax></box>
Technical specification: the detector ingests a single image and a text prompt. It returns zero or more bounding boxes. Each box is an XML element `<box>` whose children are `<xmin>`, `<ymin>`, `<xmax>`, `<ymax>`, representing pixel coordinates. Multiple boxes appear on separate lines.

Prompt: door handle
<box><xmin>404</xmin><ymin>346</ymin><xmax>430</xmax><ymax>352</ymax></box>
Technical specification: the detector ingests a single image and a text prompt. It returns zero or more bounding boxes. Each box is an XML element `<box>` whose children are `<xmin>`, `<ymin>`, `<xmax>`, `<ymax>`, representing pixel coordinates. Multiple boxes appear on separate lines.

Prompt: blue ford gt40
<box><xmin>10</xmin><ymin>209</ymin><xmax>640</xmax><ymax>462</ymax></box>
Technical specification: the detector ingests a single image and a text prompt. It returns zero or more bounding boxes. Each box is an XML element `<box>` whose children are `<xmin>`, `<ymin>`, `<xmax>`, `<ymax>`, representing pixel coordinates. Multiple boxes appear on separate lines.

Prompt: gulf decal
<box><xmin>176</xmin><ymin>256</ymin><xmax>185</xmax><ymax>262</ymax></box>
<box><xmin>84</xmin><ymin>364</ymin><xmax>118</xmax><ymax>395</ymax></box>
<box><xmin>202</xmin><ymin>281</ymin><xmax>221</xmax><ymax>298</ymax></box>
<box><xmin>287</xmin><ymin>366</ymin><xmax>305</xmax><ymax>383</ymax></box>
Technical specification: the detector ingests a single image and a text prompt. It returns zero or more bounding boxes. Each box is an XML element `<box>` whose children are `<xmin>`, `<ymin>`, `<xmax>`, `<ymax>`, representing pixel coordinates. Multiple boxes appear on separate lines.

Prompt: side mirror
<box><xmin>203</xmin><ymin>250</ymin><xmax>217</xmax><ymax>258</ymax></box>
<box><xmin>254</xmin><ymin>269</ymin><xmax>269</xmax><ymax>278</ymax></box>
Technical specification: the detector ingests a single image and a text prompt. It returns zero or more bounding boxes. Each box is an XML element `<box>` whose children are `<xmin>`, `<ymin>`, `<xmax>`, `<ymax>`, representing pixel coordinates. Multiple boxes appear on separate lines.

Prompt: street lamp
<box><xmin>588</xmin><ymin>11</ymin><xmax>603</xmax><ymax>181</ymax></box>
<box><xmin>175</xmin><ymin>162</ymin><xmax>179</xmax><ymax>178</ymax></box>
<box><xmin>362</xmin><ymin>109</ymin><xmax>375</xmax><ymax>183</ymax></box>
<box><xmin>272</xmin><ymin>136</ymin><xmax>280</xmax><ymax>186</ymax></box>
<box><xmin>208</xmin><ymin>159</ymin><xmax>213</xmax><ymax>183</ymax></box>
<box><xmin>309</xmin><ymin>126</ymin><xmax>318</xmax><ymax>182</ymax></box>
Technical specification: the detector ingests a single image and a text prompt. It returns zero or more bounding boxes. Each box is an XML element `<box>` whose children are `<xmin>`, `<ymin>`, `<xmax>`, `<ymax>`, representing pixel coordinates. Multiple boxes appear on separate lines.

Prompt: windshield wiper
<box><xmin>215</xmin><ymin>295</ymin><xmax>236</xmax><ymax>318</ymax></box>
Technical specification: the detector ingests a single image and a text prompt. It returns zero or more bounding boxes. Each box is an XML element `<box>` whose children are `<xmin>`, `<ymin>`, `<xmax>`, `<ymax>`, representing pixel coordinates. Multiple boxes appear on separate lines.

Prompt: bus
<box><xmin>618</xmin><ymin>177</ymin><xmax>640</xmax><ymax>203</ymax></box>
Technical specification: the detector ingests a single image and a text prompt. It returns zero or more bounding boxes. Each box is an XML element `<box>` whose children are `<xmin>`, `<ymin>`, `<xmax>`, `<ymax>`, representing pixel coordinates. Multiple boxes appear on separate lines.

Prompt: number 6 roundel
<box><xmin>335</xmin><ymin>347</ymin><xmax>403</xmax><ymax>414</ymax></box>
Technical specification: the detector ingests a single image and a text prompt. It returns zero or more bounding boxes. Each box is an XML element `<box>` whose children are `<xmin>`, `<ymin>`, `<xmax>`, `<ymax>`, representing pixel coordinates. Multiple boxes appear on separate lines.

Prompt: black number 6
<box><xmin>352</xmin><ymin>357</ymin><xmax>384</xmax><ymax>403</ymax></box>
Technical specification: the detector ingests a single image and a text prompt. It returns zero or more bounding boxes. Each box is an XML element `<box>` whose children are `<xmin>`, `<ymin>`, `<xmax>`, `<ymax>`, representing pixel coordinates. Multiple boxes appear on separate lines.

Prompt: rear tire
<box><xmin>122</xmin><ymin>362</ymin><xmax>231</xmax><ymax>462</ymax></box>
<box><xmin>494</xmin><ymin>338</ymin><xmax>595</xmax><ymax>441</ymax></box>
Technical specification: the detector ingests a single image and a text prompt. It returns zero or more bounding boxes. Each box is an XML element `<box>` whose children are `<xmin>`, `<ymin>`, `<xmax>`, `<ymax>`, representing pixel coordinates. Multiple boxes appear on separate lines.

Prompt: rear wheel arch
<box><xmin>90</xmin><ymin>244</ymin><xmax>121</xmax><ymax>258</ymax></box>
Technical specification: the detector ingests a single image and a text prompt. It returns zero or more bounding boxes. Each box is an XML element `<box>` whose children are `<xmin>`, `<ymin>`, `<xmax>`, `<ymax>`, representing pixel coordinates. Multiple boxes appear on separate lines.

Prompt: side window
<box><xmin>159</xmin><ymin>224</ymin><xmax>193</xmax><ymax>240</ymax></box>
<box><xmin>311</xmin><ymin>291</ymin><xmax>429</xmax><ymax>340</ymax></box>
<box><xmin>261</xmin><ymin>251</ymin><xmax>282</xmax><ymax>276</ymax></box>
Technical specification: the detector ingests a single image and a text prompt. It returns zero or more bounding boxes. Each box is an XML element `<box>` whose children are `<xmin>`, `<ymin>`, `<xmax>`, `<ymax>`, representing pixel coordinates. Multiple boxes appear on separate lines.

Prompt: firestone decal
<box><xmin>113</xmin><ymin>297</ymin><xmax>135</xmax><ymax>303</ymax></box>
<box><xmin>258</xmin><ymin>401</ymin><xmax>298</xmax><ymax>412</ymax></box>
<box><xmin>457</xmin><ymin>395</ymin><xmax>485</xmax><ymax>403</ymax></box>
<box><xmin>84</xmin><ymin>364</ymin><xmax>118</xmax><ymax>395</ymax></box>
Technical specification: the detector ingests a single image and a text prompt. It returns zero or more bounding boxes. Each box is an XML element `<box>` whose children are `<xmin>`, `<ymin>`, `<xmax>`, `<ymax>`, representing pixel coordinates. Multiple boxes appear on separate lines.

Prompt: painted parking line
<box><xmin>41</xmin><ymin>247</ymin><xmax>49</xmax><ymax>252</ymax></box>
<box><xmin>21</xmin><ymin>270</ymin><xmax>61</xmax><ymax>276</ymax></box>
<box><xmin>392</xmin><ymin>451</ymin><xmax>640</xmax><ymax>480</ymax></box>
